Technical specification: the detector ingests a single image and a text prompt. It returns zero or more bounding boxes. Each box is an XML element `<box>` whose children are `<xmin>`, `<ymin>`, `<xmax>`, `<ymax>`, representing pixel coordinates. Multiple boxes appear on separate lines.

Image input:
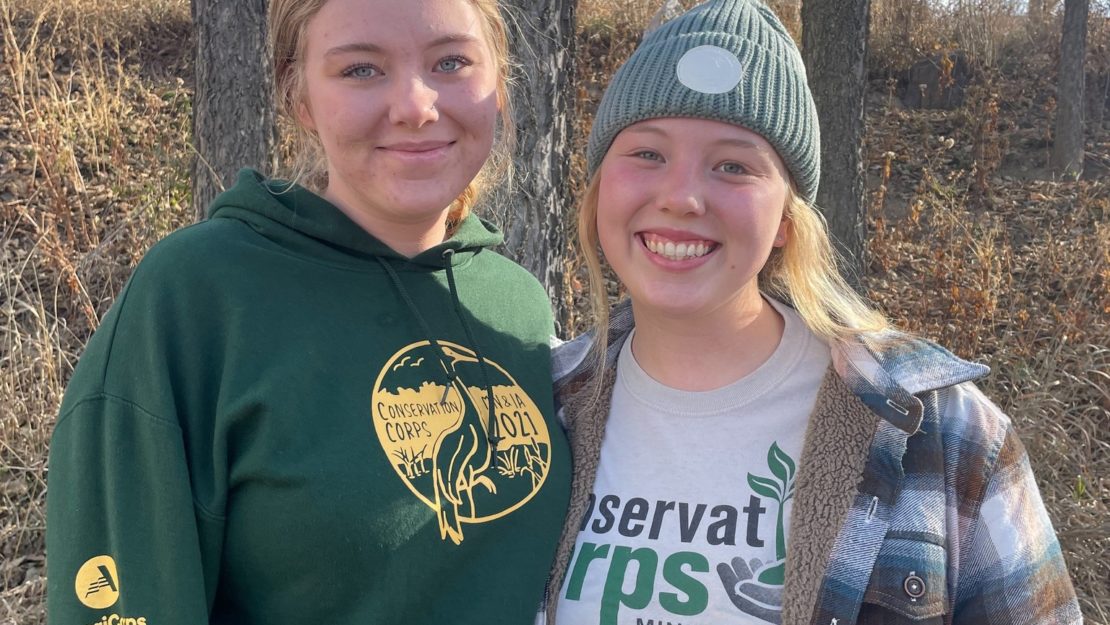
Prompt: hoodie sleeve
<box><xmin>46</xmin><ymin>248</ymin><xmax>225</xmax><ymax>625</ymax></box>
<box><xmin>46</xmin><ymin>394</ymin><xmax>222</xmax><ymax>625</ymax></box>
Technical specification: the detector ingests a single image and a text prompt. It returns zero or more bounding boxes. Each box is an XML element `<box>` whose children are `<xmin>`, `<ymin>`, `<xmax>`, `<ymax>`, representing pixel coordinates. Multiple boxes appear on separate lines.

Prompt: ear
<box><xmin>495</xmin><ymin>85</ymin><xmax>506</xmax><ymax>113</ymax></box>
<box><xmin>773</xmin><ymin>217</ymin><xmax>789</xmax><ymax>248</ymax></box>
<box><xmin>295</xmin><ymin>98</ymin><xmax>316</xmax><ymax>132</ymax></box>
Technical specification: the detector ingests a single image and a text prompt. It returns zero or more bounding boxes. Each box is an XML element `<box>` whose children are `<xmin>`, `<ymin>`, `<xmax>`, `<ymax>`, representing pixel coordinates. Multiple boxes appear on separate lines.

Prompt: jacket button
<box><xmin>904</xmin><ymin>572</ymin><xmax>926</xmax><ymax>600</ymax></box>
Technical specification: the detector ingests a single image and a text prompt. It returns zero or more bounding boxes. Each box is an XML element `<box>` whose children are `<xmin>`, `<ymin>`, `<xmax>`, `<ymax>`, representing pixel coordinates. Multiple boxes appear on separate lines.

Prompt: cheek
<box><xmin>727</xmin><ymin>187</ymin><xmax>786</xmax><ymax>233</ymax></box>
<box><xmin>314</xmin><ymin>94</ymin><xmax>377</xmax><ymax>145</ymax></box>
<box><xmin>596</xmin><ymin>166</ymin><xmax>642</xmax><ymax>215</ymax></box>
<box><xmin>454</xmin><ymin>85</ymin><xmax>500</xmax><ymax>139</ymax></box>
<box><xmin>594</xmin><ymin>184</ymin><xmax>637</xmax><ymax>260</ymax></box>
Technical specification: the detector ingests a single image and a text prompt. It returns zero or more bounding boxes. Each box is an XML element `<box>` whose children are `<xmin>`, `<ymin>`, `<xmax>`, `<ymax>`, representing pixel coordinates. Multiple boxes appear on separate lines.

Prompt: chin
<box><xmin>390</xmin><ymin>191</ymin><xmax>460</xmax><ymax>216</ymax></box>
<box><xmin>629</xmin><ymin>288</ymin><xmax>710</xmax><ymax>318</ymax></box>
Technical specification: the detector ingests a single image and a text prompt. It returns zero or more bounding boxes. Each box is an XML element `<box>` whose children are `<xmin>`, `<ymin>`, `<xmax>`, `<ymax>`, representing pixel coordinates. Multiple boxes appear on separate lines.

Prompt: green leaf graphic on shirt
<box><xmin>746</xmin><ymin>442</ymin><xmax>796</xmax><ymax>574</ymax></box>
<box><xmin>747</xmin><ymin>475</ymin><xmax>782</xmax><ymax>500</ymax></box>
<box><xmin>768</xmin><ymin>443</ymin><xmax>796</xmax><ymax>489</ymax></box>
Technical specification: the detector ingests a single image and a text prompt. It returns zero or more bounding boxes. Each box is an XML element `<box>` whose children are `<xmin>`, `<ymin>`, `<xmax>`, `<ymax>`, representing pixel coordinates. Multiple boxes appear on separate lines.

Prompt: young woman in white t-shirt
<box><xmin>540</xmin><ymin>1</ymin><xmax>1081</xmax><ymax>624</ymax></box>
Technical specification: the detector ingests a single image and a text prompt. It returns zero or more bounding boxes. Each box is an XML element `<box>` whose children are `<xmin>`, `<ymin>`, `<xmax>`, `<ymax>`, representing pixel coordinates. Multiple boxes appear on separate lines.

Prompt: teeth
<box><xmin>642</xmin><ymin>235</ymin><xmax>714</xmax><ymax>261</ymax></box>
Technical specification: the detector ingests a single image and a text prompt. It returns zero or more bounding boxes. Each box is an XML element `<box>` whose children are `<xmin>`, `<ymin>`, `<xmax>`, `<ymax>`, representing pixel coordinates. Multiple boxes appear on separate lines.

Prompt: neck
<box><xmin>323</xmin><ymin>189</ymin><xmax>449</xmax><ymax>258</ymax></box>
<box><xmin>629</xmin><ymin>292</ymin><xmax>785</xmax><ymax>391</ymax></box>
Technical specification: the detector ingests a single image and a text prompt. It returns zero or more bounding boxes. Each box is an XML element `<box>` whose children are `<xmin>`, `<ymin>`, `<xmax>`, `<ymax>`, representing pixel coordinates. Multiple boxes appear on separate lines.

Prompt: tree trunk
<box><xmin>1089</xmin><ymin>71</ymin><xmax>1107</xmax><ymax>130</ymax></box>
<box><xmin>191</xmin><ymin>0</ymin><xmax>278</xmax><ymax>220</ymax></box>
<box><xmin>1051</xmin><ymin>0</ymin><xmax>1089</xmax><ymax>178</ymax></box>
<box><xmin>801</xmin><ymin>0</ymin><xmax>870</xmax><ymax>288</ymax></box>
<box><xmin>486</xmin><ymin>0</ymin><xmax>577</xmax><ymax>333</ymax></box>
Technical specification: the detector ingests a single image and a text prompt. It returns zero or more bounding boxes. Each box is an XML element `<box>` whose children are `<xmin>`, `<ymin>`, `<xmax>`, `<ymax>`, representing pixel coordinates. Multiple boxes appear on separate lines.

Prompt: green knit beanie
<box><xmin>586</xmin><ymin>0</ymin><xmax>821</xmax><ymax>202</ymax></box>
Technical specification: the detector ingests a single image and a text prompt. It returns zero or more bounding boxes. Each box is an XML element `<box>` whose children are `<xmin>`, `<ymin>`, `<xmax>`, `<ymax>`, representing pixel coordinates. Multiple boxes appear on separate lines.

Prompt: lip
<box><xmin>637</xmin><ymin>229</ymin><xmax>719</xmax><ymax>269</ymax></box>
<box><xmin>639</xmin><ymin>228</ymin><xmax>717</xmax><ymax>245</ymax></box>
<box><xmin>377</xmin><ymin>140</ymin><xmax>455</xmax><ymax>164</ymax></box>
<box><xmin>381</xmin><ymin>140</ymin><xmax>454</xmax><ymax>152</ymax></box>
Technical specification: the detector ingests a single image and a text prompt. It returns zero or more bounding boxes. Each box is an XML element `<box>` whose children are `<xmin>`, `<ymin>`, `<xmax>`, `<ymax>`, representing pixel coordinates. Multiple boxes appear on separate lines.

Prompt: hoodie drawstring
<box><xmin>441</xmin><ymin>249</ymin><xmax>501</xmax><ymax>448</ymax></box>
<box><xmin>375</xmin><ymin>253</ymin><xmax>502</xmax><ymax>448</ymax></box>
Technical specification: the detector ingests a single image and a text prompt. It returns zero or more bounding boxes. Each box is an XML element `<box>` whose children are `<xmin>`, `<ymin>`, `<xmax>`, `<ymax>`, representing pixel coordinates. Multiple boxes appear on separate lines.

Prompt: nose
<box><xmin>388</xmin><ymin>75</ymin><xmax>439</xmax><ymax>128</ymax></box>
<box><xmin>657</xmin><ymin>164</ymin><xmax>705</xmax><ymax>216</ymax></box>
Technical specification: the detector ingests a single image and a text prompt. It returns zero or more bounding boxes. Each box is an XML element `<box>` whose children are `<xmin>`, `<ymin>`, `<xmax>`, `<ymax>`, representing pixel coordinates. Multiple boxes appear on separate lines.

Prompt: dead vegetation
<box><xmin>1</xmin><ymin>0</ymin><xmax>193</xmax><ymax>621</ymax></box>
<box><xmin>1</xmin><ymin>0</ymin><xmax>1107</xmax><ymax>623</ymax></box>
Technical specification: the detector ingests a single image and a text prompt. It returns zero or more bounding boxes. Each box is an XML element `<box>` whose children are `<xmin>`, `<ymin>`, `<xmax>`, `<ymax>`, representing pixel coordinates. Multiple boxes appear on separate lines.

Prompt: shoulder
<box><xmin>90</xmin><ymin>219</ymin><xmax>264</xmax><ymax>351</ymax></box>
<box><xmin>866</xmin><ymin>335</ymin><xmax>1010</xmax><ymax>443</ymax></box>
<box><xmin>552</xmin><ymin>332</ymin><xmax>595</xmax><ymax>389</ymax></box>
<box><xmin>58</xmin><ymin>222</ymin><xmax>252</xmax><ymax>421</ymax></box>
<box><xmin>464</xmin><ymin>250</ymin><xmax>556</xmax><ymax>329</ymax></box>
<box><xmin>552</xmin><ymin>299</ymin><xmax>634</xmax><ymax>389</ymax></box>
<box><xmin>120</xmin><ymin>216</ymin><xmax>287</xmax><ymax>311</ymax></box>
<box><xmin>135</xmin><ymin>218</ymin><xmax>258</xmax><ymax>276</ymax></box>
<box><xmin>933</xmin><ymin>381</ymin><xmax>1014</xmax><ymax>474</ymax></box>
<box><xmin>886</xmin><ymin>343</ymin><xmax>1016</xmax><ymax>496</ymax></box>
<box><xmin>470</xmin><ymin>249</ymin><xmax>547</xmax><ymax>293</ymax></box>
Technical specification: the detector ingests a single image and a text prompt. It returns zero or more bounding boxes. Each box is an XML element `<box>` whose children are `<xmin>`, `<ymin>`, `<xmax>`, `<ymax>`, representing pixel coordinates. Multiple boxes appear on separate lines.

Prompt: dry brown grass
<box><xmin>1</xmin><ymin>0</ymin><xmax>192</xmax><ymax>621</ymax></box>
<box><xmin>0</xmin><ymin>0</ymin><xmax>1107</xmax><ymax>623</ymax></box>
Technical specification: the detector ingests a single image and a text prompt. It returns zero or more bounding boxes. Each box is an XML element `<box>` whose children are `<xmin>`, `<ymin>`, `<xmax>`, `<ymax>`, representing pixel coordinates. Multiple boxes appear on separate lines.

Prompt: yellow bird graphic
<box><xmin>431</xmin><ymin>345</ymin><xmax>498</xmax><ymax>545</ymax></box>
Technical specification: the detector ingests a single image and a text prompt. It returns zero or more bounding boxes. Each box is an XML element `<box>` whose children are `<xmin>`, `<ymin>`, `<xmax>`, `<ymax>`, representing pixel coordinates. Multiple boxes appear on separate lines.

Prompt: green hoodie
<box><xmin>47</xmin><ymin>170</ymin><xmax>572</xmax><ymax>625</ymax></box>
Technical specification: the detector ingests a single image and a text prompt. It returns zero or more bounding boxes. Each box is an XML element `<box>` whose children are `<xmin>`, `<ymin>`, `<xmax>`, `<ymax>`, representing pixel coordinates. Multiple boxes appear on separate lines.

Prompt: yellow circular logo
<box><xmin>372</xmin><ymin>341</ymin><xmax>553</xmax><ymax>545</ymax></box>
<box><xmin>75</xmin><ymin>555</ymin><xmax>120</xmax><ymax>609</ymax></box>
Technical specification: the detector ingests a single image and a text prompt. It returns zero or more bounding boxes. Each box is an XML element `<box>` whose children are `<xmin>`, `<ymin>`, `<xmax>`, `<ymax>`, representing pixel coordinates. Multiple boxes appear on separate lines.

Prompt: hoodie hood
<box><xmin>207</xmin><ymin>169</ymin><xmax>503</xmax><ymax>269</ymax></box>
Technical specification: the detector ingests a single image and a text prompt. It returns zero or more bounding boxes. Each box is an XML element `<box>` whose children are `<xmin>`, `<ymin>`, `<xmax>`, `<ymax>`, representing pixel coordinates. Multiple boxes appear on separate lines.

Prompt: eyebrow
<box><xmin>325</xmin><ymin>34</ymin><xmax>482</xmax><ymax>58</ymax></box>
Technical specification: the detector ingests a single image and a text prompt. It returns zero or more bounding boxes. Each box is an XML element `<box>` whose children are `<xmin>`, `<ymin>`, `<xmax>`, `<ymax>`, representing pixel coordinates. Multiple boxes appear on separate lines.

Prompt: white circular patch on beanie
<box><xmin>676</xmin><ymin>45</ymin><xmax>743</xmax><ymax>95</ymax></box>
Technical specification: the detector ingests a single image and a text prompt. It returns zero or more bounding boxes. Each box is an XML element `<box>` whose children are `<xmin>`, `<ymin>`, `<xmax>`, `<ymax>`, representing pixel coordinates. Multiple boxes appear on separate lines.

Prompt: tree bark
<box><xmin>191</xmin><ymin>0</ymin><xmax>278</xmax><ymax>220</ymax></box>
<box><xmin>486</xmin><ymin>0</ymin><xmax>577</xmax><ymax>333</ymax></box>
<box><xmin>1051</xmin><ymin>0</ymin><xmax>1089</xmax><ymax>178</ymax></box>
<box><xmin>801</xmin><ymin>0</ymin><xmax>870</xmax><ymax>288</ymax></box>
<box><xmin>1089</xmin><ymin>71</ymin><xmax>1107</xmax><ymax>130</ymax></box>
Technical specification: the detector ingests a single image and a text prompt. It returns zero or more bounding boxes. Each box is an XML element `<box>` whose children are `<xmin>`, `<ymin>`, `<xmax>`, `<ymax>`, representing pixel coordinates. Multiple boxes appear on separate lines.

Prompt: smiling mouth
<box><xmin>379</xmin><ymin>141</ymin><xmax>454</xmax><ymax>154</ymax></box>
<box><xmin>640</xmin><ymin>233</ymin><xmax>718</xmax><ymax>261</ymax></box>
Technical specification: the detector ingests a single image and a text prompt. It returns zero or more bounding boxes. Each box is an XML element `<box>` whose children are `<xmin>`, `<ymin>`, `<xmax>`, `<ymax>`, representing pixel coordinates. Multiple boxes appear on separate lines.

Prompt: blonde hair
<box><xmin>576</xmin><ymin>172</ymin><xmax>890</xmax><ymax>376</ymax></box>
<box><xmin>269</xmin><ymin>0</ymin><xmax>515</xmax><ymax>229</ymax></box>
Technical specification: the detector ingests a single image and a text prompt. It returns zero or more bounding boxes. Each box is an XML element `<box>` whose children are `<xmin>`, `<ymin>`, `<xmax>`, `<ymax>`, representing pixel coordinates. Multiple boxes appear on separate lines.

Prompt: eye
<box><xmin>342</xmin><ymin>64</ymin><xmax>380</xmax><ymax>79</ymax></box>
<box><xmin>437</xmin><ymin>55</ymin><xmax>471</xmax><ymax>72</ymax></box>
<box><xmin>718</xmin><ymin>161</ymin><xmax>748</xmax><ymax>175</ymax></box>
<box><xmin>633</xmin><ymin>150</ymin><xmax>663</xmax><ymax>162</ymax></box>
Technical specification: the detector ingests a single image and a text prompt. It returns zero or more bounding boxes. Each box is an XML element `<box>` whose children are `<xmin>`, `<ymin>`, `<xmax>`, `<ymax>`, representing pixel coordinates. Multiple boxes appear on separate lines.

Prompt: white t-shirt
<box><xmin>555</xmin><ymin>298</ymin><xmax>831</xmax><ymax>625</ymax></box>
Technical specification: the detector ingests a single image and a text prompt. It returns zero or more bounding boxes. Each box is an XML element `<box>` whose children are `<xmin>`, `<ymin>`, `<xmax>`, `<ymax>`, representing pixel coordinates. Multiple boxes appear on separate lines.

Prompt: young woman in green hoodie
<box><xmin>46</xmin><ymin>1</ymin><xmax>571</xmax><ymax>623</ymax></box>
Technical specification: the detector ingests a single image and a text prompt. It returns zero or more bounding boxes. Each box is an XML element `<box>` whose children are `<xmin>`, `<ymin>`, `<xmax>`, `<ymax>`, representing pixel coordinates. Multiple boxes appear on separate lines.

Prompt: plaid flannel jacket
<box><xmin>546</xmin><ymin>300</ymin><xmax>1083</xmax><ymax>625</ymax></box>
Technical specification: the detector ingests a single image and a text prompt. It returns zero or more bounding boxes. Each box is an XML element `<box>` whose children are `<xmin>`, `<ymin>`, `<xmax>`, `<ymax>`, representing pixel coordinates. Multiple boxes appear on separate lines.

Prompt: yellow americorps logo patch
<box><xmin>372</xmin><ymin>340</ymin><xmax>553</xmax><ymax>545</ymax></box>
<box><xmin>75</xmin><ymin>555</ymin><xmax>119</xmax><ymax>609</ymax></box>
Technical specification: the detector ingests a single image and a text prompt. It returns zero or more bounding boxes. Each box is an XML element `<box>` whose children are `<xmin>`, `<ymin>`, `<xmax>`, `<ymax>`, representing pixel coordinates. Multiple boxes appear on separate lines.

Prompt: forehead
<box><xmin>305</xmin><ymin>0</ymin><xmax>487</xmax><ymax>52</ymax></box>
<box><xmin>618</xmin><ymin>118</ymin><xmax>775</xmax><ymax>151</ymax></box>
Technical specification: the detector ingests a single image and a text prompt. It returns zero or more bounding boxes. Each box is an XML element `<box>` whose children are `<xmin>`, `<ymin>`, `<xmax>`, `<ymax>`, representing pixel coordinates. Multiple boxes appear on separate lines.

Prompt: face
<box><xmin>595</xmin><ymin>117</ymin><xmax>791</xmax><ymax>321</ymax></box>
<box><xmin>297</xmin><ymin>0</ymin><xmax>500</xmax><ymax>253</ymax></box>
